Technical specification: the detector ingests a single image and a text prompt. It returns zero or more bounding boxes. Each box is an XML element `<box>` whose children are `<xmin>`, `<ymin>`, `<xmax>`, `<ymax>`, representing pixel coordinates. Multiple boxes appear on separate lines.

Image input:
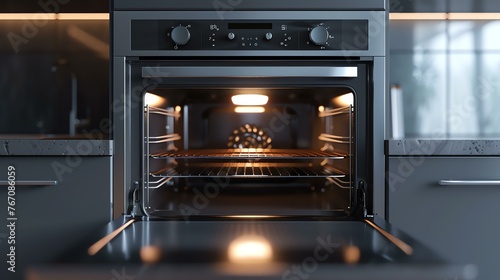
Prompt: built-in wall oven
<box><xmin>113</xmin><ymin>6</ymin><xmax>386</xmax><ymax>221</ymax></box>
<box><xmin>30</xmin><ymin>1</ymin><xmax>476</xmax><ymax>279</ymax></box>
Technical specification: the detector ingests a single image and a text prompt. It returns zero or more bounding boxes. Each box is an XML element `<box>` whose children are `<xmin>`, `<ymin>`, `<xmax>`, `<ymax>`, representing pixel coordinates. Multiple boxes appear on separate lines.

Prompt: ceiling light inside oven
<box><xmin>334</xmin><ymin>93</ymin><xmax>354</xmax><ymax>107</ymax></box>
<box><xmin>235</xmin><ymin>106</ymin><xmax>266</xmax><ymax>113</ymax></box>
<box><xmin>144</xmin><ymin>92</ymin><xmax>166</xmax><ymax>107</ymax></box>
<box><xmin>232</xmin><ymin>94</ymin><xmax>269</xmax><ymax>106</ymax></box>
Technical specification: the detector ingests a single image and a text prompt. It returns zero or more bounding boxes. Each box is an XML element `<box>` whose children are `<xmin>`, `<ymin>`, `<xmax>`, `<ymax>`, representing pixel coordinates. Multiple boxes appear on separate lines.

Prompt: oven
<box><xmin>29</xmin><ymin>1</ymin><xmax>476</xmax><ymax>279</ymax></box>
<box><xmin>113</xmin><ymin>9</ymin><xmax>385</xmax><ymax>222</ymax></box>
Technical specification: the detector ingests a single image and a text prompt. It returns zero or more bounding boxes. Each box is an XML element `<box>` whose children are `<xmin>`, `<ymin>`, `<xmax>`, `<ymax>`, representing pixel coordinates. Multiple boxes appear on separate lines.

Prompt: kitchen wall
<box><xmin>2</xmin><ymin>1</ymin><xmax>499</xmax><ymax>139</ymax></box>
<box><xmin>389</xmin><ymin>19</ymin><xmax>500</xmax><ymax>138</ymax></box>
<box><xmin>0</xmin><ymin>19</ymin><xmax>109</xmax><ymax>135</ymax></box>
<box><xmin>391</xmin><ymin>0</ymin><xmax>500</xmax><ymax>12</ymax></box>
<box><xmin>0</xmin><ymin>0</ymin><xmax>109</xmax><ymax>136</ymax></box>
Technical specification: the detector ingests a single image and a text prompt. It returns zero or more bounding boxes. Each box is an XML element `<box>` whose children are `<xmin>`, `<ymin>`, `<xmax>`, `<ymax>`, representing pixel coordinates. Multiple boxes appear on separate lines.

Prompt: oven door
<box><xmin>29</xmin><ymin>216</ymin><xmax>476</xmax><ymax>280</ymax></box>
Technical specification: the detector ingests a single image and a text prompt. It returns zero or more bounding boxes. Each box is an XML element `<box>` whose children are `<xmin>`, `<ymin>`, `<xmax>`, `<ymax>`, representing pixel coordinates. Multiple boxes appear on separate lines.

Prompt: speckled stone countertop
<box><xmin>0</xmin><ymin>139</ymin><xmax>113</xmax><ymax>156</ymax></box>
<box><xmin>386</xmin><ymin>139</ymin><xmax>500</xmax><ymax>156</ymax></box>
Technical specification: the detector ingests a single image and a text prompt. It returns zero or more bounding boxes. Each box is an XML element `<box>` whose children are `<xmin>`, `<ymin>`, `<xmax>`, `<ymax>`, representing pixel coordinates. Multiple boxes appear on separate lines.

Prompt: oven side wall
<box><xmin>372</xmin><ymin>56</ymin><xmax>386</xmax><ymax>219</ymax></box>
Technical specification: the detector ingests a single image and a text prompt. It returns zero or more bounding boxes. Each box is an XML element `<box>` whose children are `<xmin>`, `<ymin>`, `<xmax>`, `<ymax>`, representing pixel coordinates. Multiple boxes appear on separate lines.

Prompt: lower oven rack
<box><xmin>149</xmin><ymin>162</ymin><xmax>346</xmax><ymax>178</ymax></box>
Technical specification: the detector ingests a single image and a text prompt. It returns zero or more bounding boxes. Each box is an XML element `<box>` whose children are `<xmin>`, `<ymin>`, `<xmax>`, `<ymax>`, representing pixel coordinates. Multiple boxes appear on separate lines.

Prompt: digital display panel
<box><xmin>228</xmin><ymin>23</ymin><xmax>273</xmax><ymax>29</ymax></box>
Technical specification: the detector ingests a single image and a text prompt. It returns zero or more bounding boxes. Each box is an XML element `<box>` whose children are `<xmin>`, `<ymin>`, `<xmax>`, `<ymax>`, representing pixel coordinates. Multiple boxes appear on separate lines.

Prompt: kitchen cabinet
<box><xmin>389</xmin><ymin>19</ymin><xmax>500</xmax><ymax>139</ymax></box>
<box><xmin>387</xmin><ymin>156</ymin><xmax>500</xmax><ymax>280</ymax></box>
<box><xmin>0</xmin><ymin>156</ymin><xmax>111</xmax><ymax>279</ymax></box>
<box><xmin>0</xmin><ymin>20</ymin><xmax>109</xmax><ymax>136</ymax></box>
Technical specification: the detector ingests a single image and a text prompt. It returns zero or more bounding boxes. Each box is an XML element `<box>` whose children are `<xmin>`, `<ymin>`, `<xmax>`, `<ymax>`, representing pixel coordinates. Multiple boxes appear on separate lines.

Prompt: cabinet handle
<box><xmin>439</xmin><ymin>180</ymin><xmax>500</xmax><ymax>186</ymax></box>
<box><xmin>0</xmin><ymin>180</ymin><xmax>58</xmax><ymax>186</ymax></box>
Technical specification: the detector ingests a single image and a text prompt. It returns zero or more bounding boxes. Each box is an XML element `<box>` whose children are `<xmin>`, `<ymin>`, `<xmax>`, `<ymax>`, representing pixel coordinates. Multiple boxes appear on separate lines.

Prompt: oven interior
<box><xmin>141</xmin><ymin>87</ymin><xmax>357</xmax><ymax>218</ymax></box>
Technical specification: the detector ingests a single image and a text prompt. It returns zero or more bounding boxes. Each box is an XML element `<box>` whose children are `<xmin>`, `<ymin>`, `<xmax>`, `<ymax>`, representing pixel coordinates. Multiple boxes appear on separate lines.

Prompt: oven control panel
<box><xmin>131</xmin><ymin>20</ymin><xmax>368</xmax><ymax>51</ymax></box>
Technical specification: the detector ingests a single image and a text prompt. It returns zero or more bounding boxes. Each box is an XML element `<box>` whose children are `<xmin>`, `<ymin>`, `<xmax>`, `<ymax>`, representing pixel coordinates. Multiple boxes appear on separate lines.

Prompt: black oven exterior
<box><xmin>111</xmin><ymin>8</ymin><xmax>387</xmax><ymax>221</ymax></box>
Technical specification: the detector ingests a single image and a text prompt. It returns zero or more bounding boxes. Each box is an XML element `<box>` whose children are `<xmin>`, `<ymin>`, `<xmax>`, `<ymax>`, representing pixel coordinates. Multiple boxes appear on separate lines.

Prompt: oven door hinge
<box><xmin>130</xmin><ymin>181</ymin><xmax>142</xmax><ymax>218</ymax></box>
<box><xmin>358</xmin><ymin>180</ymin><xmax>369</xmax><ymax>218</ymax></box>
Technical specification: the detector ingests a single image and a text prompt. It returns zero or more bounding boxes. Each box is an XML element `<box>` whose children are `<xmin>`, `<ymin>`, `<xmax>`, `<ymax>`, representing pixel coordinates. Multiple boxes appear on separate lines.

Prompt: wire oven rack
<box><xmin>150</xmin><ymin>162</ymin><xmax>346</xmax><ymax>178</ymax></box>
<box><xmin>143</xmin><ymin>104</ymin><xmax>353</xmax><ymax>191</ymax></box>
<box><xmin>150</xmin><ymin>149</ymin><xmax>345</xmax><ymax>160</ymax></box>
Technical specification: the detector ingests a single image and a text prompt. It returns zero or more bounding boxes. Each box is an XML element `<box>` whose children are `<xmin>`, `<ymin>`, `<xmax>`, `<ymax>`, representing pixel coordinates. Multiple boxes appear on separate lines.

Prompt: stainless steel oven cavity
<box><xmin>112</xmin><ymin>5</ymin><xmax>387</xmax><ymax>220</ymax></box>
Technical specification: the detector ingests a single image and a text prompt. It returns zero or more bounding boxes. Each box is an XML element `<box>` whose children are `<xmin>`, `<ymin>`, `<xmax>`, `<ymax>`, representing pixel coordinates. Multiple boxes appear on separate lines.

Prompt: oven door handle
<box><xmin>0</xmin><ymin>180</ymin><xmax>58</xmax><ymax>186</ymax></box>
<box><xmin>439</xmin><ymin>179</ymin><xmax>500</xmax><ymax>186</ymax></box>
<box><xmin>142</xmin><ymin>66</ymin><xmax>358</xmax><ymax>78</ymax></box>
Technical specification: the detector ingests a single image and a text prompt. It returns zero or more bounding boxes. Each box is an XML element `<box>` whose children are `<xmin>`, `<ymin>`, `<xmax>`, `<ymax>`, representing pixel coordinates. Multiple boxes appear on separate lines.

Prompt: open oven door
<box><xmin>29</xmin><ymin>216</ymin><xmax>477</xmax><ymax>280</ymax></box>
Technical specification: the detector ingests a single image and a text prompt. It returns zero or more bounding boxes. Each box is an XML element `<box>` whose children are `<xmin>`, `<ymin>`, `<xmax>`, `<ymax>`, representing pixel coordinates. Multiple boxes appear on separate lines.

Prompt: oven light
<box><xmin>235</xmin><ymin>106</ymin><xmax>266</xmax><ymax>113</ymax></box>
<box><xmin>144</xmin><ymin>92</ymin><xmax>166</xmax><ymax>107</ymax></box>
<box><xmin>343</xmin><ymin>245</ymin><xmax>361</xmax><ymax>264</ymax></box>
<box><xmin>334</xmin><ymin>93</ymin><xmax>354</xmax><ymax>106</ymax></box>
<box><xmin>232</xmin><ymin>94</ymin><xmax>269</xmax><ymax>106</ymax></box>
<box><xmin>140</xmin><ymin>246</ymin><xmax>162</xmax><ymax>264</ymax></box>
<box><xmin>228</xmin><ymin>235</ymin><xmax>273</xmax><ymax>264</ymax></box>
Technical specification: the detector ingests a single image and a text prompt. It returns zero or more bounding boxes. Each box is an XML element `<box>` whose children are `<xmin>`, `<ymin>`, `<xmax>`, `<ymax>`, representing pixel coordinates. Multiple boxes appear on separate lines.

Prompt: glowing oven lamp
<box><xmin>228</xmin><ymin>235</ymin><xmax>273</xmax><ymax>264</ymax></box>
<box><xmin>231</xmin><ymin>94</ymin><xmax>269</xmax><ymax>106</ymax></box>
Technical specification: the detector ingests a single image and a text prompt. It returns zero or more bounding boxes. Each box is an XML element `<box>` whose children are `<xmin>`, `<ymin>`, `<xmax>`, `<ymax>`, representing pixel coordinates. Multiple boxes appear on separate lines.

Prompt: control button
<box><xmin>228</xmin><ymin>32</ymin><xmax>236</xmax><ymax>40</ymax></box>
<box><xmin>309</xmin><ymin>25</ymin><xmax>329</xmax><ymax>46</ymax></box>
<box><xmin>265</xmin><ymin>32</ymin><xmax>273</xmax><ymax>41</ymax></box>
<box><xmin>171</xmin><ymin>26</ymin><xmax>190</xmax><ymax>45</ymax></box>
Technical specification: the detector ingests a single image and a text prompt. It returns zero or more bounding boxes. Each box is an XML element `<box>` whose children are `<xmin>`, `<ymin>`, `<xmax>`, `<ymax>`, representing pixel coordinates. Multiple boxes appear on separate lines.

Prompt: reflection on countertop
<box><xmin>386</xmin><ymin>139</ymin><xmax>500</xmax><ymax>156</ymax></box>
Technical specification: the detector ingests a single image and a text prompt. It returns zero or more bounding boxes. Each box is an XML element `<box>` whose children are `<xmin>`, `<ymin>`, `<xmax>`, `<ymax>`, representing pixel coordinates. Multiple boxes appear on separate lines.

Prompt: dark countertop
<box><xmin>386</xmin><ymin>139</ymin><xmax>500</xmax><ymax>156</ymax></box>
<box><xmin>0</xmin><ymin>136</ymin><xmax>112</xmax><ymax>156</ymax></box>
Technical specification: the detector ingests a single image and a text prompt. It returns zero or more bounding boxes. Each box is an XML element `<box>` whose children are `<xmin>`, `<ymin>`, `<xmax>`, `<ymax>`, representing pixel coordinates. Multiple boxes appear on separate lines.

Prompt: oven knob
<box><xmin>171</xmin><ymin>26</ymin><xmax>191</xmax><ymax>45</ymax></box>
<box><xmin>228</xmin><ymin>32</ymin><xmax>236</xmax><ymax>40</ymax></box>
<box><xmin>309</xmin><ymin>25</ymin><xmax>329</xmax><ymax>46</ymax></box>
<box><xmin>265</xmin><ymin>32</ymin><xmax>273</xmax><ymax>40</ymax></box>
